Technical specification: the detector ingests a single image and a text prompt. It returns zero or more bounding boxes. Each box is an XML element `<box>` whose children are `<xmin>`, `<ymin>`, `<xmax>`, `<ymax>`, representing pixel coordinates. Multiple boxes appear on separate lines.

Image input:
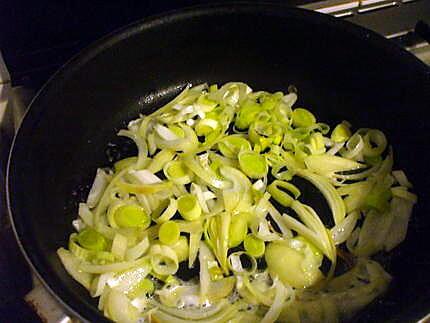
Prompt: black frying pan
<box><xmin>6</xmin><ymin>3</ymin><xmax>430</xmax><ymax>322</ymax></box>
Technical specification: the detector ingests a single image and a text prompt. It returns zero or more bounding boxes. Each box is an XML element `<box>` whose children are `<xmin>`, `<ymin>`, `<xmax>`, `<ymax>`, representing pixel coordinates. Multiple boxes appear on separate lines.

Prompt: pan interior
<box><xmin>7</xmin><ymin>5</ymin><xmax>430</xmax><ymax>322</ymax></box>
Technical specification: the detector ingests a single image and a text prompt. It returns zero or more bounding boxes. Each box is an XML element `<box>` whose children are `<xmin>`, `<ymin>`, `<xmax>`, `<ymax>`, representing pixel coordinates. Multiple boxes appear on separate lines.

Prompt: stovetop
<box><xmin>0</xmin><ymin>1</ymin><xmax>429</xmax><ymax>322</ymax></box>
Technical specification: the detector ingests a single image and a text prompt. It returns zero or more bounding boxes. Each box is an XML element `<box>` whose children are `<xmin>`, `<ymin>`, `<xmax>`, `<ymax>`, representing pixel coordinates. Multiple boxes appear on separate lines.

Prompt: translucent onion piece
<box><xmin>228</xmin><ymin>213</ymin><xmax>249</xmax><ymax>247</ymax></box>
<box><xmin>117</xmin><ymin>129</ymin><xmax>148</xmax><ymax>169</ymax></box>
<box><xmin>392</xmin><ymin>170</ymin><xmax>413</xmax><ymax>188</ymax></box>
<box><xmin>252</xmin><ymin>218</ymin><xmax>281</xmax><ymax>242</ymax></box>
<box><xmin>147</xmin><ymin>132</ymin><xmax>157</xmax><ymax>155</ymax></box>
<box><xmin>354</xmin><ymin>210</ymin><xmax>393</xmax><ymax>257</ymax></box>
<box><xmin>280</xmin><ymin>212</ymin><xmax>332</xmax><ymax>260</ymax></box>
<box><xmin>261</xmin><ymin>278</ymin><xmax>289</xmax><ymax>323</ymax></box>
<box><xmin>237</xmin><ymin>278</ymin><xmax>268</xmax><ymax>307</ymax></box>
<box><xmin>383</xmin><ymin>197</ymin><xmax>414</xmax><ymax>251</ymax></box>
<box><xmin>304</xmin><ymin>155</ymin><xmax>364</xmax><ymax>178</ymax></box>
<box><xmin>340</xmin><ymin>133</ymin><xmax>364</xmax><ymax>161</ymax></box>
<box><xmin>292</xmin><ymin>201</ymin><xmax>335</xmax><ymax>261</ymax></box>
<box><xmin>152</xmin><ymin>302</ymin><xmax>238</xmax><ymax>323</ymax></box>
<box><xmin>87</xmin><ymin>168</ymin><xmax>110</xmax><ymax>208</ymax></box>
<box><xmin>147</xmin><ymin>149</ymin><xmax>176</xmax><ymax>174</ymax></box>
<box><xmin>228</xmin><ymin>251</ymin><xmax>257</xmax><ymax>275</ymax></box>
<box><xmin>150</xmin><ymin>244</ymin><xmax>179</xmax><ymax>276</ymax></box>
<box><xmin>125</xmin><ymin>236</ymin><xmax>150</xmax><ymax>261</ymax></box>
<box><xmin>72</xmin><ymin>219</ymin><xmax>86</xmax><ymax>232</ymax></box>
<box><xmin>362</xmin><ymin>129</ymin><xmax>387</xmax><ymax>157</ymax></box>
<box><xmin>190</xmin><ymin>183</ymin><xmax>210</xmax><ymax>213</ymax></box>
<box><xmin>111</xmin><ymin>233</ymin><xmax>128</xmax><ymax>260</ymax></box>
<box><xmin>326</xmin><ymin>142</ymin><xmax>344</xmax><ymax>156</ymax></box>
<box><xmin>155</xmin><ymin>124</ymin><xmax>198</xmax><ymax>153</ymax></box>
<box><xmin>105</xmin><ymin>289</ymin><xmax>139</xmax><ymax>323</ymax></box>
<box><xmin>79</xmin><ymin>256</ymin><xmax>148</xmax><ymax>274</ymax></box>
<box><xmin>154</xmin><ymin>124</ymin><xmax>179</xmax><ymax>141</ymax></box>
<box><xmin>331</xmin><ymin>211</ymin><xmax>359</xmax><ymax>245</ymax></box>
<box><xmin>338</xmin><ymin>181</ymin><xmax>373</xmax><ymax>213</ymax></box>
<box><xmin>156</xmin><ymin>284</ymin><xmax>199</xmax><ymax>308</ymax></box>
<box><xmin>184</xmin><ymin>155</ymin><xmax>231</xmax><ymax>189</ymax></box>
<box><xmin>153</xmin><ymin>198</ymin><xmax>178</xmax><ymax>224</ymax></box>
<box><xmin>199</xmin><ymin>241</ymin><xmax>213</xmax><ymax>300</ymax></box>
<box><xmin>323</xmin><ymin>260</ymin><xmax>391</xmax><ymax>320</ymax></box>
<box><xmin>220</xmin><ymin>166</ymin><xmax>253</xmax><ymax>212</ymax></box>
<box><xmin>267</xmin><ymin>202</ymin><xmax>293</xmax><ymax>238</ymax></box>
<box><xmin>107</xmin><ymin>261</ymin><xmax>151</xmax><ymax>294</ymax></box>
<box><xmin>391</xmin><ymin>187</ymin><xmax>417</xmax><ymax>203</ymax></box>
<box><xmin>265</xmin><ymin>240</ymin><xmax>323</xmax><ymax>289</ymax></box>
<box><xmin>163</xmin><ymin>160</ymin><xmax>193</xmax><ymax>185</ymax></box>
<box><xmin>150</xmin><ymin>299</ymin><xmax>229</xmax><ymax>320</ymax></box>
<box><xmin>91</xmin><ymin>272</ymin><xmax>114</xmax><ymax>297</ymax></box>
<box><xmin>116</xmin><ymin>180</ymin><xmax>173</xmax><ymax>195</ymax></box>
<box><xmin>189</xmin><ymin>231</ymin><xmax>203</xmax><ymax>268</ymax></box>
<box><xmin>205</xmin><ymin>213</ymin><xmax>232</xmax><ymax>274</ymax></box>
<box><xmin>57</xmin><ymin>248</ymin><xmax>93</xmax><ymax>289</ymax></box>
<box><xmin>129</xmin><ymin>169</ymin><xmax>162</xmax><ymax>184</ymax></box>
<box><xmin>296</xmin><ymin>169</ymin><xmax>346</xmax><ymax>225</ymax></box>
<box><xmin>78</xmin><ymin>203</ymin><xmax>94</xmax><ymax>227</ymax></box>
<box><xmin>170</xmin><ymin>236</ymin><xmax>189</xmax><ymax>263</ymax></box>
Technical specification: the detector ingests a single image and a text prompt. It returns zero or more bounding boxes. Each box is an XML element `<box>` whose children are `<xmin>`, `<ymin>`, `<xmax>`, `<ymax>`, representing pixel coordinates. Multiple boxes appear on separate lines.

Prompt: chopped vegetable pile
<box><xmin>58</xmin><ymin>82</ymin><xmax>417</xmax><ymax>322</ymax></box>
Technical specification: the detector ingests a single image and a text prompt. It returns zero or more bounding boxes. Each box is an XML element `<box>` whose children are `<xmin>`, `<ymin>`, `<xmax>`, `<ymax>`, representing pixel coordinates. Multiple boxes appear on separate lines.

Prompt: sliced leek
<box><xmin>58</xmin><ymin>82</ymin><xmax>415</xmax><ymax>323</ymax></box>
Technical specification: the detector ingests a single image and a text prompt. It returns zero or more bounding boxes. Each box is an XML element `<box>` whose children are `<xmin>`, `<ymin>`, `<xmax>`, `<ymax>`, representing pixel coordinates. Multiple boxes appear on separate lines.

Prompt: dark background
<box><xmin>0</xmin><ymin>0</ymin><xmax>313</xmax><ymax>89</ymax></box>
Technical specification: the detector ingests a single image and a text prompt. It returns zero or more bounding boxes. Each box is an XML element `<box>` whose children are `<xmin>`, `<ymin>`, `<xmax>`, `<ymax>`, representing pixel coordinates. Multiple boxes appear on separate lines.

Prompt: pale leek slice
<box><xmin>296</xmin><ymin>169</ymin><xmax>346</xmax><ymax>225</ymax></box>
<box><xmin>150</xmin><ymin>244</ymin><xmax>179</xmax><ymax>276</ymax></box>
<box><xmin>238</xmin><ymin>151</ymin><xmax>268</xmax><ymax>179</ymax></box>
<box><xmin>57</xmin><ymin>248</ymin><xmax>93</xmax><ymax>289</ymax></box>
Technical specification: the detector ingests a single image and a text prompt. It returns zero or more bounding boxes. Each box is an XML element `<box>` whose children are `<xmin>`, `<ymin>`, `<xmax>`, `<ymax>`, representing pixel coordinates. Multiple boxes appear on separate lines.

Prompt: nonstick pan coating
<box><xmin>7</xmin><ymin>3</ymin><xmax>430</xmax><ymax>322</ymax></box>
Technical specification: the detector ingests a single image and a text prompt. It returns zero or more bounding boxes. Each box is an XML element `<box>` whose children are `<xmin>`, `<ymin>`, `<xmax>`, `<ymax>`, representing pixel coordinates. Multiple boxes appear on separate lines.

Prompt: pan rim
<box><xmin>6</xmin><ymin>2</ymin><xmax>430</xmax><ymax>322</ymax></box>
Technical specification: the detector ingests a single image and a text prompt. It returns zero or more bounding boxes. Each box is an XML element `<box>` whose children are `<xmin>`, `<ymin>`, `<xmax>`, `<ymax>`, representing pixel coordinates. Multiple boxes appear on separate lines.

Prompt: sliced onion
<box><xmin>57</xmin><ymin>248</ymin><xmax>93</xmax><ymax>289</ymax></box>
<box><xmin>152</xmin><ymin>302</ymin><xmax>238</xmax><ymax>323</ymax></box>
<box><xmin>118</xmin><ymin>129</ymin><xmax>148</xmax><ymax>168</ymax></box>
<box><xmin>150</xmin><ymin>244</ymin><xmax>179</xmax><ymax>276</ymax></box>
<box><xmin>87</xmin><ymin>169</ymin><xmax>110</xmax><ymax>208</ymax></box>
<box><xmin>91</xmin><ymin>272</ymin><xmax>114</xmax><ymax>297</ymax></box>
<box><xmin>228</xmin><ymin>251</ymin><xmax>257</xmax><ymax>275</ymax></box>
<box><xmin>391</xmin><ymin>186</ymin><xmax>417</xmax><ymax>203</ymax></box>
<box><xmin>189</xmin><ymin>231</ymin><xmax>203</xmax><ymax>268</ymax></box>
<box><xmin>190</xmin><ymin>183</ymin><xmax>209</xmax><ymax>213</ymax></box>
<box><xmin>107</xmin><ymin>263</ymin><xmax>151</xmax><ymax>295</ymax></box>
<box><xmin>111</xmin><ymin>233</ymin><xmax>128</xmax><ymax>260</ymax></box>
<box><xmin>153</xmin><ymin>198</ymin><xmax>178</xmax><ymax>224</ymax></box>
<box><xmin>154</xmin><ymin>124</ymin><xmax>179</xmax><ymax>141</ymax></box>
<box><xmin>72</xmin><ymin>219</ymin><xmax>86</xmax><ymax>232</ymax></box>
<box><xmin>383</xmin><ymin>197</ymin><xmax>414</xmax><ymax>251</ymax></box>
<box><xmin>129</xmin><ymin>169</ymin><xmax>162</xmax><ymax>184</ymax></box>
<box><xmin>105</xmin><ymin>289</ymin><xmax>139</xmax><ymax>323</ymax></box>
<box><xmin>331</xmin><ymin>211</ymin><xmax>359</xmax><ymax>245</ymax></box>
<box><xmin>78</xmin><ymin>203</ymin><xmax>94</xmax><ymax>227</ymax></box>
<box><xmin>184</xmin><ymin>155</ymin><xmax>231</xmax><ymax>189</ymax></box>
<box><xmin>261</xmin><ymin>279</ymin><xmax>289</xmax><ymax>323</ymax></box>
<box><xmin>392</xmin><ymin>170</ymin><xmax>413</xmax><ymax>188</ymax></box>
<box><xmin>267</xmin><ymin>203</ymin><xmax>293</xmax><ymax>238</ymax></box>
<box><xmin>199</xmin><ymin>241</ymin><xmax>213</xmax><ymax>300</ymax></box>
<box><xmin>150</xmin><ymin>299</ymin><xmax>228</xmax><ymax>320</ymax></box>
<box><xmin>296</xmin><ymin>169</ymin><xmax>346</xmax><ymax>225</ymax></box>
<box><xmin>125</xmin><ymin>236</ymin><xmax>150</xmax><ymax>261</ymax></box>
<box><xmin>79</xmin><ymin>256</ymin><xmax>148</xmax><ymax>274</ymax></box>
